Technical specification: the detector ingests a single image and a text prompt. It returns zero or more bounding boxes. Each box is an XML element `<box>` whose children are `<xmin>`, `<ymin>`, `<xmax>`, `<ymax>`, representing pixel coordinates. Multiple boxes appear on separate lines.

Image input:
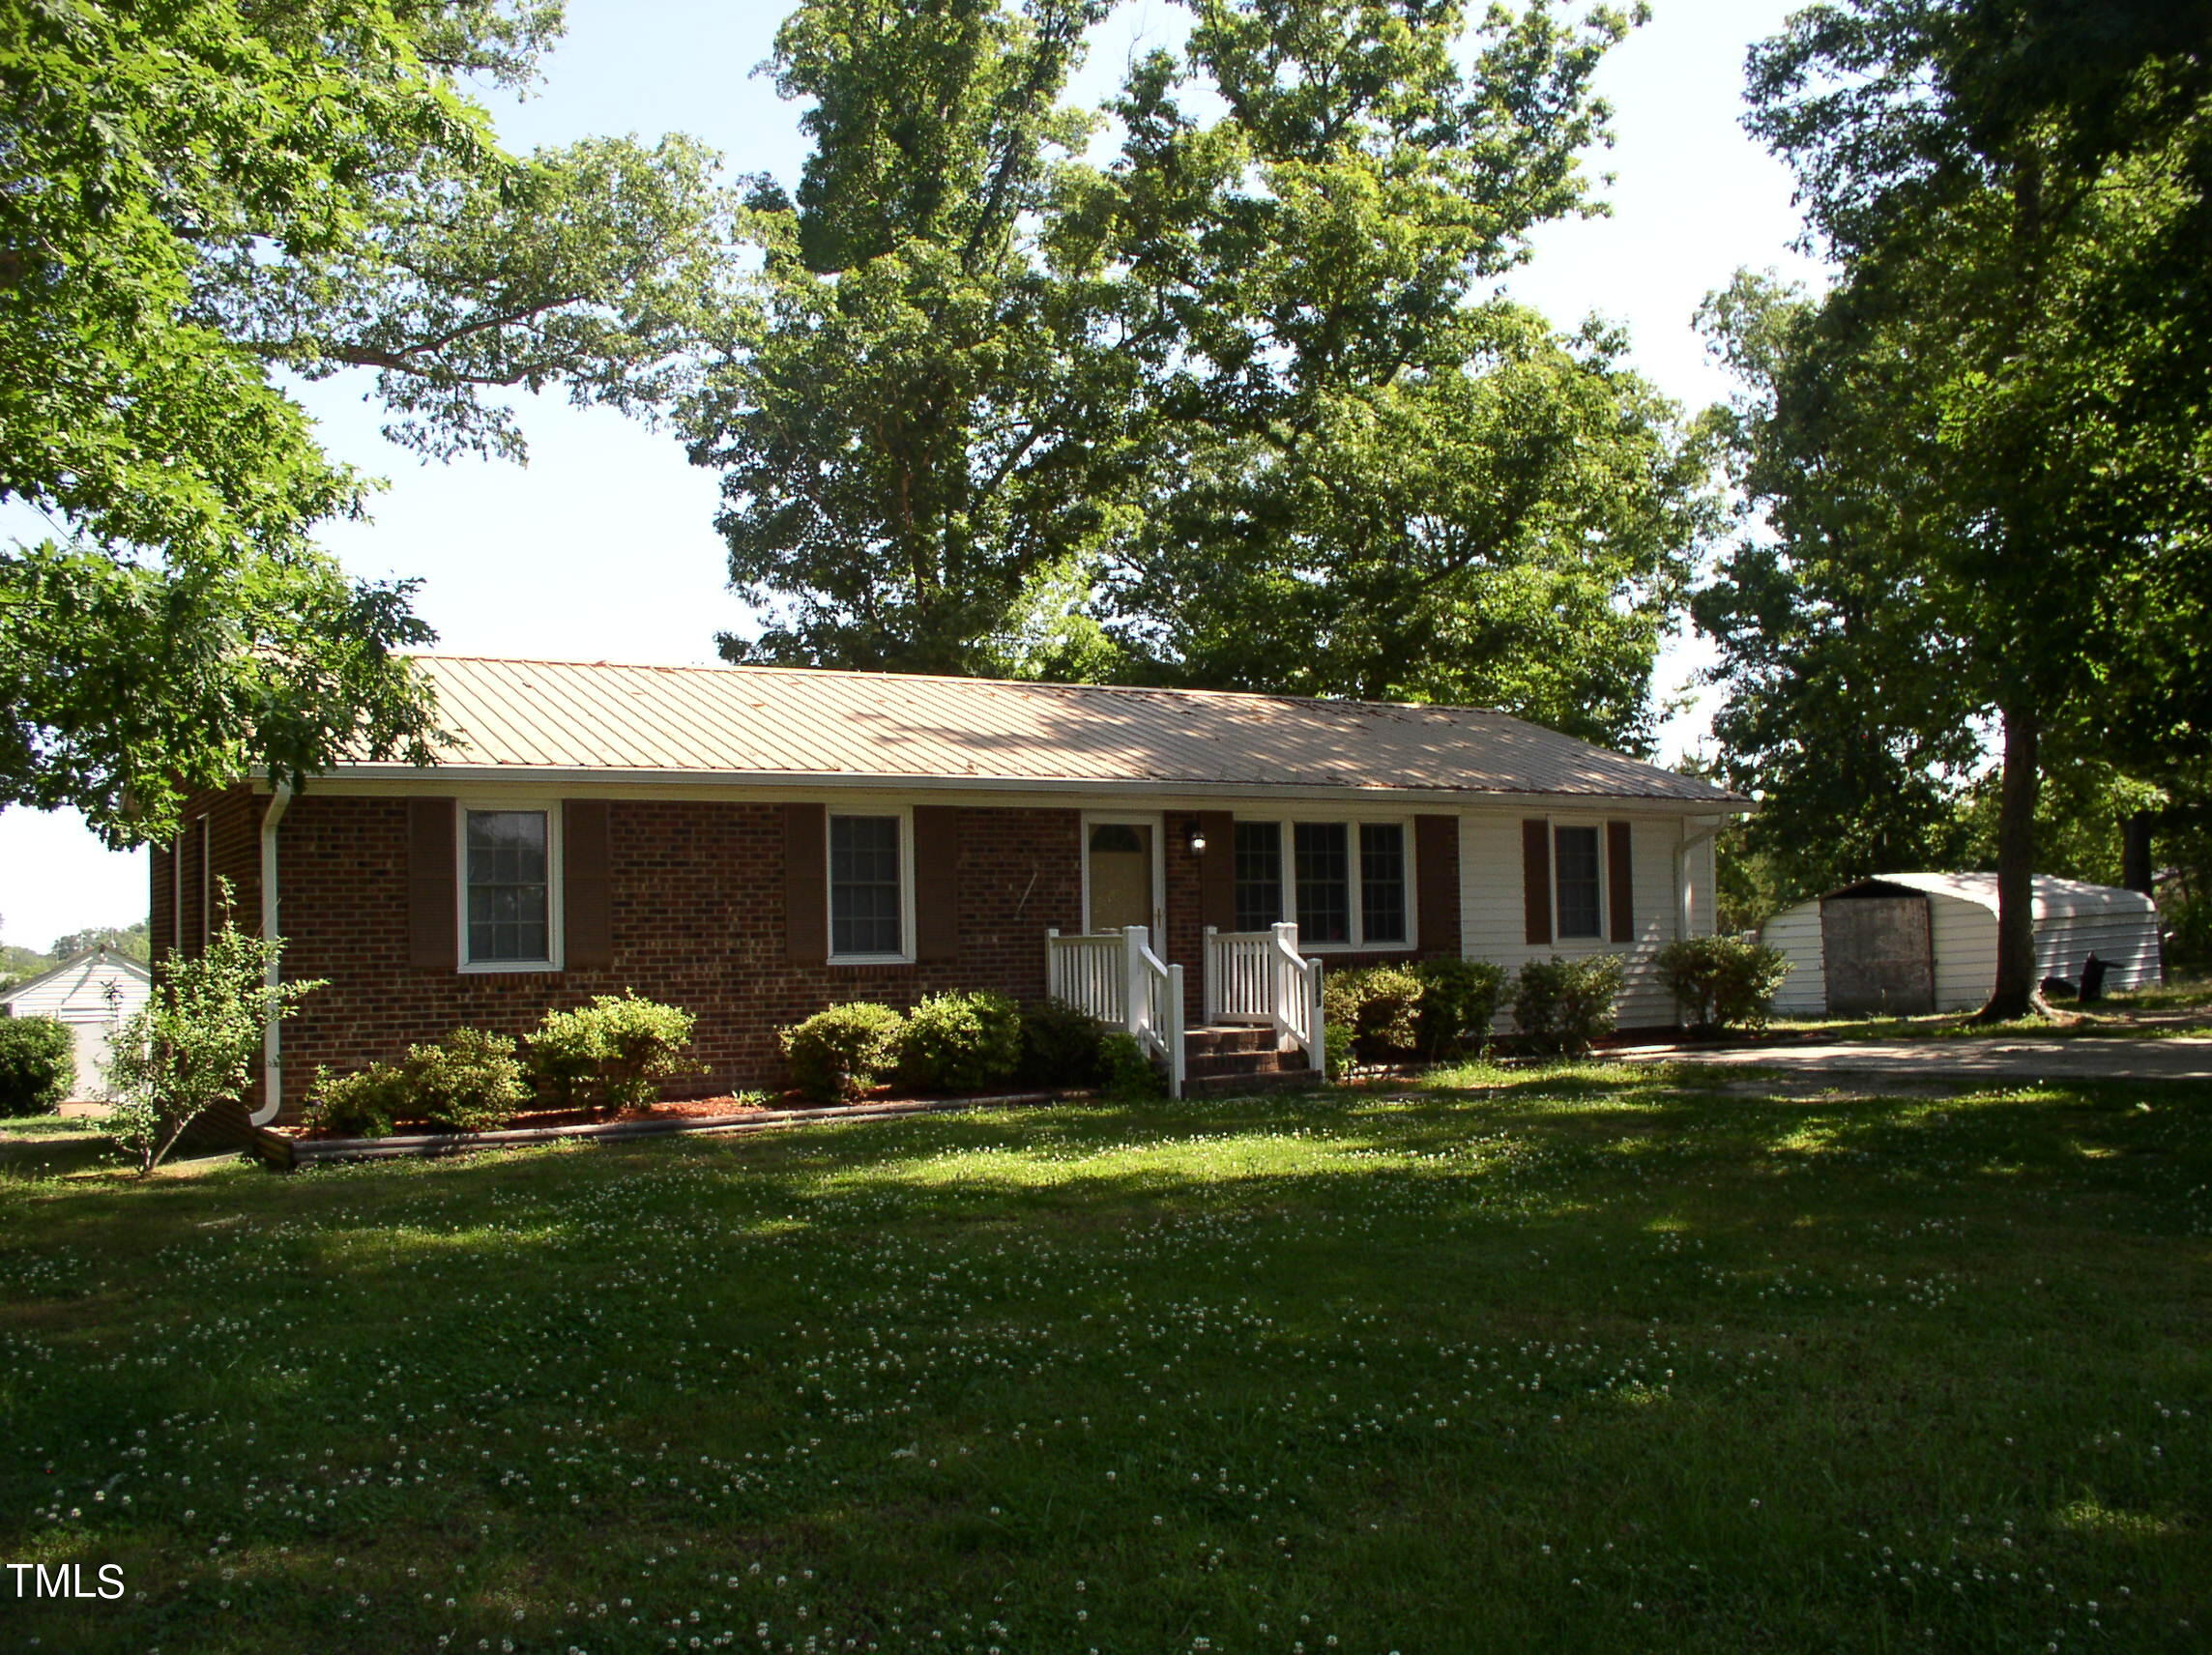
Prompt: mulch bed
<box><xmin>251</xmin><ymin>1088</ymin><xmax>1072</xmax><ymax>1170</ymax></box>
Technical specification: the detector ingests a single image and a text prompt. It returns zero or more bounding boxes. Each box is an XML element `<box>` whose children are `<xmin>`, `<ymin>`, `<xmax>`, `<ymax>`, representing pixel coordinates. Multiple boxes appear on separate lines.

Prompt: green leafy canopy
<box><xmin>1</xmin><ymin>0</ymin><xmax>731</xmax><ymax>842</ymax></box>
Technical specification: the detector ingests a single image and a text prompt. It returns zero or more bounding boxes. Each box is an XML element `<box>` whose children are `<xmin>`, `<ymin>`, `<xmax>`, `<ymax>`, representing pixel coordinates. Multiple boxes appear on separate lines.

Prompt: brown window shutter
<box><xmin>564</xmin><ymin>799</ymin><xmax>613</xmax><ymax>970</ymax></box>
<box><xmin>1608</xmin><ymin>820</ymin><xmax>1635</xmax><ymax>944</ymax></box>
<box><xmin>408</xmin><ymin>798</ymin><xmax>457</xmax><ymax>971</ymax></box>
<box><xmin>1198</xmin><ymin>810</ymin><xmax>1236</xmax><ymax>931</ymax></box>
<box><xmin>1414</xmin><ymin>814</ymin><xmax>1460</xmax><ymax>954</ymax></box>
<box><xmin>783</xmin><ymin>802</ymin><xmax>828</xmax><ymax>963</ymax></box>
<box><xmin>913</xmin><ymin>805</ymin><xmax>960</xmax><ymax>960</ymax></box>
<box><xmin>1522</xmin><ymin>819</ymin><xmax>1553</xmax><ymax>946</ymax></box>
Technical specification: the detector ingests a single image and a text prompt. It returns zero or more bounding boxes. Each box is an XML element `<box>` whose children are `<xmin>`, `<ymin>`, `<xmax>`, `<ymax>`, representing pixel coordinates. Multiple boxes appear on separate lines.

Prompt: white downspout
<box><xmin>252</xmin><ymin>782</ymin><xmax>294</xmax><ymax>1127</ymax></box>
<box><xmin>1674</xmin><ymin>817</ymin><xmax>1722</xmax><ymax>942</ymax></box>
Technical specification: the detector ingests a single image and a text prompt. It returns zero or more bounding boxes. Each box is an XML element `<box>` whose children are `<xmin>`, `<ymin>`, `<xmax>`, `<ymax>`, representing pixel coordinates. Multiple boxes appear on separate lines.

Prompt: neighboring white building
<box><xmin>1763</xmin><ymin>873</ymin><xmax>2161</xmax><ymax>1017</ymax></box>
<box><xmin>2</xmin><ymin>946</ymin><xmax>151</xmax><ymax>1102</ymax></box>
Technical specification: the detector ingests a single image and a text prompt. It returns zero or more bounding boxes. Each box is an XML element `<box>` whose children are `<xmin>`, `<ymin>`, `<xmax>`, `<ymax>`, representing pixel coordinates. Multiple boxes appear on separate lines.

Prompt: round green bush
<box><xmin>1099</xmin><ymin>1030</ymin><xmax>1164</xmax><ymax>1099</ymax></box>
<box><xmin>1654</xmin><ymin>937</ymin><xmax>1792</xmax><ymax>1034</ymax></box>
<box><xmin>0</xmin><ymin>1016</ymin><xmax>74</xmax><ymax>1117</ymax></box>
<box><xmin>305</xmin><ymin>1063</ymin><xmax>406</xmax><ymax>1138</ymax></box>
<box><xmin>1018</xmin><ymin>998</ymin><xmax>1105</xmax><ymax>1087</ymax></box>
<box><xmin>405</xmin><ymin>1028</ymin><xmax>527</xmax><ymax>1133</ymax></box>
<box><xmin>530</xmin><ymin>992</ymin><xmax>705</xmax><ymax>1111</ymax></box>
<box><xmin>781</xmin><ymin>1002</ymin><xmax>905</xmax><ymax>1102</ymax></box>
<box><xmin>1412</xmin><ymin>958</ymin><xmax>1506</xmax><ymax>1058</ymax></box>
<box><xmin>898</xmin><ymin>990</ymin><xmax>1023</xmax><ymax>1092</ymax></box>
<box><xmin>1510</xmin><ymin>955</ymin><xmax>1626</xmax><ymax>1058</ymax></box>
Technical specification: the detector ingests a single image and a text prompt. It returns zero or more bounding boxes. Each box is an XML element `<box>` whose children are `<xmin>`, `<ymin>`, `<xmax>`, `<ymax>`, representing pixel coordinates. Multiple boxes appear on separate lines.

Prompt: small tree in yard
<box><xmin>103</xmin><ymin>913</ymin><xmax>323</xmax><ymax>1176</ymax></box>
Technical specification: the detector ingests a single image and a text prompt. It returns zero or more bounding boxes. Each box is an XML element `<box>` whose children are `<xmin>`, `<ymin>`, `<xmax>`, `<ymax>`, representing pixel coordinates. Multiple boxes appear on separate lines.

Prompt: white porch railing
<box><xmin>1047</xmin><ymin>926</ymin><xmax>1185</xmax><ymax>1097</ymax></box>
<box><xmin>1205</xmin><ymin>922</ymin><xmax>1325</xmax><ymax>1073</ymax></box>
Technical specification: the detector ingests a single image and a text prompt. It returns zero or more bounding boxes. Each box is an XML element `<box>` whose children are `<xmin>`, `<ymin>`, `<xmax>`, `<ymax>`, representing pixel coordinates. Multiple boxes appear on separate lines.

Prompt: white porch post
<box><xmin>1122</xmin><ymin>925</ymin><xmax>1149</xmax><ymax>1040</ymax></box>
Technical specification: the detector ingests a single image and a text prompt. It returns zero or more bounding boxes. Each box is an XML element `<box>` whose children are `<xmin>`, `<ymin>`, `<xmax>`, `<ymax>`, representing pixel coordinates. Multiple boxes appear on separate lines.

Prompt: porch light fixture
<box><xmin>1186</xmin><ymin>824</ymin><xmax>1208</xmax><ymax>855</ymax></box>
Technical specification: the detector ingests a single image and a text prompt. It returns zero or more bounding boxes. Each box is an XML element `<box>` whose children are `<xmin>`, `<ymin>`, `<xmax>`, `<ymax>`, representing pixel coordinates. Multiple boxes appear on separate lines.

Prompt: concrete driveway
<box><xmin>1615</xmin><ymin>1035</ymin><xmax>2212</xmax><ymax>1086</ymax></box>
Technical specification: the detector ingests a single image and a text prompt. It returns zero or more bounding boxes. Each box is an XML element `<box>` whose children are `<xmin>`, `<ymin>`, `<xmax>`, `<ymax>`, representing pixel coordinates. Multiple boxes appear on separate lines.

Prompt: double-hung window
<box><xmin>1233</xmin><ymin>821</ymin><xmax>1284</xmax><ymax>932</ymax></box>
<box><xmin>830</xmin><ymin>813</ymin><xmax>908</xmax><ymax>961</ymax></box>
<box><xmin>1232</xmin><ymin>819</ymin><xmax>1412</xmax><ymax>949</ymax></box>
<box><xmin>1553</xmin><ymin>824</ymin><xmax>1604</xmax><ymax>940</ymax></box>
<box><xmin>462</xmin><ymin>806</ymin><xmax>557</xmax><ymax>969</ymax></box>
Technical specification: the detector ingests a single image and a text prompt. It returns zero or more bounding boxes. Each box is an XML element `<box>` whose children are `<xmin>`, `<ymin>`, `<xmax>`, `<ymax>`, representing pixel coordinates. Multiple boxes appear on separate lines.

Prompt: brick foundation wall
<box><xmin>269</xmin><ymin>797</ymin><xmax>1092</xmax><ymax>1118</ymax></box>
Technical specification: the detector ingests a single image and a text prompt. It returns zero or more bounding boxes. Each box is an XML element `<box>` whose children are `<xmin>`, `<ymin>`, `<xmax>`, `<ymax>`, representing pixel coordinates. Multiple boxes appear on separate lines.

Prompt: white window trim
<box><xmin>1080</xmin><ymin>810</ymin><xmax>1167</xmax><ymax>938</ymax></box>
<box><xmin>1548</xmin><ymin>815</ymin><xmax>1612</xmax><ymax>947</ymax></box>
<box><xmin>456</xmin><ymin>800</ymin><xmax>565</xmax><ymax>973</ymax></box>
<box><xmin>1236</xmin><ymin>816</ymin><xmax>1417</xmax><ymax>952</ymax></box>
<box><xmin>827</xmin><ymin>805</ymin><xmax>917</xmax><ymax>966</ymax></box>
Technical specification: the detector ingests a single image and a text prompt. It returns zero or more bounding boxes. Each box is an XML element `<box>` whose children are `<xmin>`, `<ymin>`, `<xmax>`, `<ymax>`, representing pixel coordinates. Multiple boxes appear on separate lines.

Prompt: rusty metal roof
<box><xmin>372</xmin><ymin>655</ymin><xmax>1743</xmax><ymax>804</ymax></box>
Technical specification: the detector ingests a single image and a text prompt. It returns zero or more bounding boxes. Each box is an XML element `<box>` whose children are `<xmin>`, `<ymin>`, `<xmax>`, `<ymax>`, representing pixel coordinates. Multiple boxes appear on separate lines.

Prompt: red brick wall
<box><xmin>148</xmin><ymin>785</ymin><xmax>265</xmax><ymax>968</ymax></box>
<box><xmin>269</xmin><ymin>797</ymin><xmax>1092</xmax><ymax>1118</ymax></box>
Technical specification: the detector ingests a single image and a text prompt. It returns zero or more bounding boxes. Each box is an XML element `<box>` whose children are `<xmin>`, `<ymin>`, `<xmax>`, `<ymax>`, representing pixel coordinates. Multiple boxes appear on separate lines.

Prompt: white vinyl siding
<box><xmin>1461</xmin><ymin>811</ymin><xmax>1716</xmax><ymax>1033</ymax></box>
<box><xmin>1761</xmin><ymin>904</ymin><xmax>1827</xmax><ymax>1016</ymax></box>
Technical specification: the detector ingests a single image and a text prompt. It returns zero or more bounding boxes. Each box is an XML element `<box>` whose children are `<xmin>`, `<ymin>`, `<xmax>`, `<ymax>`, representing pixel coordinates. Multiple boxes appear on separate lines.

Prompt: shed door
<box><xmin>1820</xmin><ymin>894</ymin><xmax>1935</xmax><ymax>1015</ymax></box>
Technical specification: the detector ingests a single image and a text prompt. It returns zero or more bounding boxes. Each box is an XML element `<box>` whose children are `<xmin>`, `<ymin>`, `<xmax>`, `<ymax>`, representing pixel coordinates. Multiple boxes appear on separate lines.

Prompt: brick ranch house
<box><xmin>149</xmin><ymin>656</ymin><xmax>1747</xmax><ymax>1125</ymax></box>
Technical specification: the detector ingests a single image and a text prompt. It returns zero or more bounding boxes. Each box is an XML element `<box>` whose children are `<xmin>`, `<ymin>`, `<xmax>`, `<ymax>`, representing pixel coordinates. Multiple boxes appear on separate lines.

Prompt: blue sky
<box><xmin>0</xmin><ymin>0</ymin><xmax>1821</xmax><ymax>953</ymax></box>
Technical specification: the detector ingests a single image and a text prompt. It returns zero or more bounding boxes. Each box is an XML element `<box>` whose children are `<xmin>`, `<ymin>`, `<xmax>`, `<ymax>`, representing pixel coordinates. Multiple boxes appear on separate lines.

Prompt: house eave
<box><xmin>253</xmin><ymin>765</ymin><xmax>1750</xmax><ymax>814</ymax></box>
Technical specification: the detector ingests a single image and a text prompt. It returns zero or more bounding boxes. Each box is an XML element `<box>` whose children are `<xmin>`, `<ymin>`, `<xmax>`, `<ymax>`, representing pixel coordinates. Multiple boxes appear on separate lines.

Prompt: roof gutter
<box><xmin>252</xmin><ymin>781</ymin><xmax>294</xmax><ymax>1128</ymax></box>
<box><xmin>271</xmin><ymin>767</ymin><xmax>1755</xmax><ymax>813</ymax></box>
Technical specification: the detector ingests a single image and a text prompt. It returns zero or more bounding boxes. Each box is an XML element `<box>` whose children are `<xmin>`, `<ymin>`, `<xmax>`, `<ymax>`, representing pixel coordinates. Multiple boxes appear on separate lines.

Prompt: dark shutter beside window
<box><xmin>408</xmin><ymin>798</ymin><xmax>457</xmax><ymax>970</ymax></box>
<box><xmin>1198</xmin><ymin>811</ymin><xmax>1236</xmax><ymax>931</ymax></box>
<box><xmin>914</xmin><ymin>805</ymin><xmax>959</xmax><ymax>960</ymax></box>
<box><xmin>1522</xmin><ymin>820</ymin><xmax>1552</xmax><ymax>946</ymax></box>
<box><xmin>1414</xmin><ymin>815</ymin><xmax>1459</xmax><ymax>955</ymax></box>
<box><xmin>783</xmin><ymin>803</ymin><xmax>828</xmax><ymax>963</ymax></box>
<box><xmin>564</xmin><ymin>799</ymin><xmax>612</xmax><ymax>970</ymax></box>
<box><xmin>1608</xmin><ymin>821</ymin><xmax>1635</xmax><ymax>944</ymax></box>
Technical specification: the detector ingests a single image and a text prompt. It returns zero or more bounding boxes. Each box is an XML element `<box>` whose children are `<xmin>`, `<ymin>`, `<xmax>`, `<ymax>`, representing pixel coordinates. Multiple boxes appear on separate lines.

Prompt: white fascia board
<box><xmin>269</xmin><ymin>767</ymin><xmax>1750</xmax><ymax>815</ymax></box>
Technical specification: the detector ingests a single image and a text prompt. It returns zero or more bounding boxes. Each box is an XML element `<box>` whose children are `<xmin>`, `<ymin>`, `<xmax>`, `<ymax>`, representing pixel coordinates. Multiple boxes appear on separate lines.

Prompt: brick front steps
<box><xmin>1183</xmin><ymin>1025</ymin><xmax>1323</xmax><ymax>1096</ymax></box>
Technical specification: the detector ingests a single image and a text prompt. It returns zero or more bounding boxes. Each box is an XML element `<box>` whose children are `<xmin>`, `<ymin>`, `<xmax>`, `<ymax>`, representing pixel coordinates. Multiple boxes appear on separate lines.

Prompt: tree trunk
<box><xmin>2122</xmin><ymin>810</ymin><xmax>2154</xmax><ymax>896</ymax></box>
<box><xmin>1979</xmin><ymin>702</ymin><xmax>2044</xmax><ymax>1020</ymax></box>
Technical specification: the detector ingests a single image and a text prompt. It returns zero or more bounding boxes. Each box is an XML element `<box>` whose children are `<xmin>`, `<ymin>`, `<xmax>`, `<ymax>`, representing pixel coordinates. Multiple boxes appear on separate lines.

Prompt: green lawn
<box><xmin>3</xmin><ymin>1066</ymin><xmax>2207</xmax><ymax>1654</ymax></box>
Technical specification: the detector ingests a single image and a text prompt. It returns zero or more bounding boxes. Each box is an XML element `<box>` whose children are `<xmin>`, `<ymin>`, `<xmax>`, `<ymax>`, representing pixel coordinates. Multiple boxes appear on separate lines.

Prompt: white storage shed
<box><xmin>1763</xmin><ymin>873</ymin><xmax>2161</xmax><ymax>1017</ymax></box>
<box><xmin>1</xmin><ymin>946</ymin><xmax>151</xmax><ymax>1103</ymax></box>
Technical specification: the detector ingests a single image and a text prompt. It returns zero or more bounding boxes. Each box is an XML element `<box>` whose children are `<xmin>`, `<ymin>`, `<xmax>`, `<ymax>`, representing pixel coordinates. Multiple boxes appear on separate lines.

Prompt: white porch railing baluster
<box><xmin>1200</xmin><ymin>922</ymin><xmax>1324</xmax><ymax>1072</ymax></box>
<box><xmin>1046</xmin><ymin>925</ymin><xmax>1184</xmax><ymax>1097</ymax></box>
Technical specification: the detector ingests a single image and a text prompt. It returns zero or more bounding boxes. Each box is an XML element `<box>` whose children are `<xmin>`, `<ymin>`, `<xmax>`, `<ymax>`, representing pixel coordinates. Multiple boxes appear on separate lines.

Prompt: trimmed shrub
<box><xmin>782</xmin><ymin>1002</ymin><xmax>905</xmax><ymax>1102</ymax></box>
<box><xmin>0</xmin><ymin>1016</ymin><xmax>74</xmax><ymax>1117</ymax></box>
<box><xmin>1654</xmin><ymin>937</ymin><xmax>1793</xmax><ymax>1035</ymax></box>
<box><xmin>405</xmin><ymin>1028</ymin><xmax>528</xmax><ymax>1133</ymax></box>
<box><xmin>1323</xmin><ymin>1022</ymin><xmax>1356</xmax><ymax>1082</ymax></box>
<box><xmin>1411</xmin><ymin>958</ymin><xmax>1507</xmax><ymax>1059</ymax></box>
<box><xmin>1017</xmin><ymin>998</ymin><xmax>1104</xmax><ymax>1088</ymax></box>
<box><xmin>305</xmin><ymin>1063</ymin><xmax>406</xmax><ymax>1138</ymax></box>
<box><xmin>1320</xmin><ymin>965</ymin><xmax>1425</xmax><ymax>1060</ymax></box>
<box><xmin>1511</xmin><ymin>955</ymin><xmax>1626</xmax><ymax>1058</ymax></box>
<box><xmin>898</xmin><ymin>990</ymin><xmax>1023</xmax><ymax>1092</ymax></box>
<box><xmin>1099</xmin><ymin>1030</ymin><xmax>1164</xmax><ymax>1099</ymax></box>
<box><xmin>531</xmin><ymin>993</ymin><xmax>706</xmax><ymax>1111</ymax></box>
